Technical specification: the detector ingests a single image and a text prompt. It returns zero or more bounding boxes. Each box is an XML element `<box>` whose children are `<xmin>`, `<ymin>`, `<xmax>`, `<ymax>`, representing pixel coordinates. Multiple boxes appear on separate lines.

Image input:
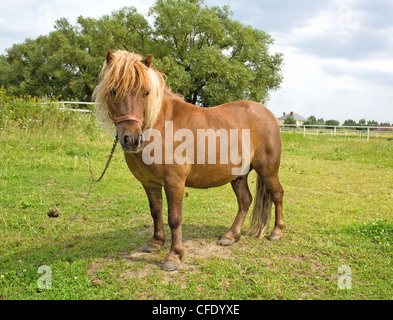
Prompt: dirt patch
<box><xmin>87</xmin><ymin>240</ymin><xmax>234</xmax><ymax>286</ymax></box>
<box><xmin>124</xmin><ymin>261</ymin><xmax>157</xmax><ymax>279</ymax></box>
<box><xmin>88</xmin><ymin>261</ymin><xmax>103</xmax><ymax>278</ymax></box>
<box><xmin>183</xmin><ymin>239</ymin><xmax>233</xmax><ymax>261</ymax></box>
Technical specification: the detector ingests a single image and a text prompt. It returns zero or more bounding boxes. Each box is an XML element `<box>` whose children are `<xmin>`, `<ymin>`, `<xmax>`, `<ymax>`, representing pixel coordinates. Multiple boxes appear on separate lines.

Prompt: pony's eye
<box><xmin>145</xmin><ymin>90</ymin><xmax>150</xmax><ymax>97</ymax></box>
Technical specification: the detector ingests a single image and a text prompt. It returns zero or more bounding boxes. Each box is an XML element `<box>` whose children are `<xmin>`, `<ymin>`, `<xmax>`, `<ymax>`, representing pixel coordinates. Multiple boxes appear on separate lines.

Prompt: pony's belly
<box><xmin>185</xmin><ymin>165</ymin><xmax>238</xmax><ymax>188</ymax></box>
<box><xmin>185</xmin><ymin>178</ymin><xmax>234</xmax><ymax>189</ymax></box>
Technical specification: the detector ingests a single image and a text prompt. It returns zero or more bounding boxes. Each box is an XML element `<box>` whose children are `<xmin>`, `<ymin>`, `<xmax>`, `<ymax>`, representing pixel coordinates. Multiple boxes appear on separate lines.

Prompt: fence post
<box><xmin>303</xmin><ymin>126</ymin><xmax>306</xmax><ymax>137</ymax></box>
<box><xmin>367</xmin><ymin>127</ymin><xmax>370</xmax><ymax>142</ymax></box>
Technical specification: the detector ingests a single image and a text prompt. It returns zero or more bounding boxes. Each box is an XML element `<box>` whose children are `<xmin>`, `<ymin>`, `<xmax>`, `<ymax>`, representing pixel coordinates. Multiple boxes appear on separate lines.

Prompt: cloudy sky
<box><xmin>0</xmin><ymin>0</ymin><xmax>392</xmax><ymax>123</ymax></box>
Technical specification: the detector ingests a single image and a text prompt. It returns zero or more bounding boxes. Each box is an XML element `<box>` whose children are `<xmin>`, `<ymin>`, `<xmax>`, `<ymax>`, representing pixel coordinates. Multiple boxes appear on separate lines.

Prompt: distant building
<box><xmin>377</xmin><ymin>125</ymin><xmax>393</xmax><ymax>132</ymax></box>
<box><xmin>277</xmin><ymin>112</ymin><xmax>306</xmax><ymax>126</ymax></box>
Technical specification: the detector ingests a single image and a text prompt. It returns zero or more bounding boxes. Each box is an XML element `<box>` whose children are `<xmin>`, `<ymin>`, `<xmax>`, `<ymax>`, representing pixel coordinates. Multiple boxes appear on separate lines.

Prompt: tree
<box><xmin>0</xmin><ymin>1</ymin><xmax>283</xmax><ymax>105</ymax></box>
<box><xmin>367</xmin><ymin>120</ymin><xmax>379</xmax><ymax>127</ymax></box>
<box><xmin>149</xmin><ymin>0</ymin><xmax>283</xmax><ymax>106</ymax></box>
<box><xmin>325</xmin><ymin>119</ymin><xmax>340</xmax><ymax>126</ymax></box>
<box><xmin>358</xmin><ymin>119</ymin><xmax>366</xmax><ymax>126</ymax></box>
<box><xmin>304</xmin><ymin>115</ymin><xmax>317</xmax><ymax>127</ymax></box>
<box><xmin>284</xmin><ymin>115</ymin><xmax>296</xmax><ymax>125</ymax></box>
<box><xmin>342</xmin><ymin>119</ymin><xmax>357</xmax><ymax>127</ymax></box>
<box><xmin>0</xmin><ymin>8</ymin><xmax>152</xmax><ymax>101</ymax></box>
<box><xmin>325</xmin><ymin>119</ymin><xmax>340</xmax><ymax>129</ymax></box>
<box><xmin>305</xmin><ymin>116</ymin><xmax>317</xmax><ymax>124</ymax></box>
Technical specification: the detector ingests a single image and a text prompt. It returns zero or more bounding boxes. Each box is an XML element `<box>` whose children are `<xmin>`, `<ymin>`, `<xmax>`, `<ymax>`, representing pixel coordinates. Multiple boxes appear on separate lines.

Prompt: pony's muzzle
<box><xmin>121</xmin><ymin>133</ymin><xmax>144</xmax><ymax>153</ymax></box>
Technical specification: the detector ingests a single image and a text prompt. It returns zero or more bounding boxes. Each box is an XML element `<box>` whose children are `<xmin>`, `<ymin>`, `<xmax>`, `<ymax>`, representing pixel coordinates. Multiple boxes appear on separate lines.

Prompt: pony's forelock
<box><xmin>93</xmin><ymin>50</ymin><xmax>165</xmax><ymax>133</ymax></box>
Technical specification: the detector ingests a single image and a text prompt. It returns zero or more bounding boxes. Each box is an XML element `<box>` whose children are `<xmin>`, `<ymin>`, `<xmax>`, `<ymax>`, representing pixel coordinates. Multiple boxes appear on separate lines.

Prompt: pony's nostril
<box><xmin>121</xmin><ymin>134</ymin><xmax>143</xmax><ymax>150</ymax></box>
<box><xmin>133</xmin><ymin>135</ymin><xmax>142</xmax><ymax>147</ymax></box>
<box><xmin>123</xmin><ymin>135</ymin><xmax>131</xmax><ymax>145</ymax></box>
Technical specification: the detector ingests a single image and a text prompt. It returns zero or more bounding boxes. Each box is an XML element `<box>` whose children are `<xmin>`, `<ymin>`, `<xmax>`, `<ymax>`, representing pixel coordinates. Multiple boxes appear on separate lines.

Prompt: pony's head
<box><xmin>93</xmin><ymin>50</ymin><xmax>165</xmax><ymax>153</ymax></box>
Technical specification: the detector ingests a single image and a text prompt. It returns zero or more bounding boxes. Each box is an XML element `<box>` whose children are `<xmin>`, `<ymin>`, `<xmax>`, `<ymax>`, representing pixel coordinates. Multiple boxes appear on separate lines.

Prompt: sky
<box><xmin>0</xmin><ymin>0</ymin><xmax>392</xmax><ymax>124</ymax></box>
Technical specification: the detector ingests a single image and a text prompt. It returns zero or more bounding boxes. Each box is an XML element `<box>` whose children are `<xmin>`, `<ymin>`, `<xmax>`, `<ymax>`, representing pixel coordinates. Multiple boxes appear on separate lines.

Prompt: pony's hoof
<box><xmin>269</xmin><ymin>234</ymin><xmax>282</xmax><ymax>241</ymax></box>
<box><xmin>161</xmin><ymin>261</ymin><xmax>180</xmax><ymax>272</ymax></box>
<box><xmin>142</xmin><ymin>244</ymin><xmax>161</xmax><ymax>253</ymax></box>
<box><xmin>218</xmin><ymin>237</ymin><xmax>235</xmax><ymax>246</ymax></box>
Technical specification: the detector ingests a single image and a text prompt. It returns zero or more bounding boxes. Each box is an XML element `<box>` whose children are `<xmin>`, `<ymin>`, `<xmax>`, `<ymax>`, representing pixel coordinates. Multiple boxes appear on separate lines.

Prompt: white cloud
<box><xmin>263</xmin><ymin>2</ymin><xmax>393</xmax><ymax>123</ymax></box>
<box><xmin>0</xmin><ymin>0</ymin><xmax>155</xmax><ymax>53</ymax></box>
<box><xmin>267</xmin><ymin>43</ymin><xmax>393</xmax><ymax>123</ymax></box>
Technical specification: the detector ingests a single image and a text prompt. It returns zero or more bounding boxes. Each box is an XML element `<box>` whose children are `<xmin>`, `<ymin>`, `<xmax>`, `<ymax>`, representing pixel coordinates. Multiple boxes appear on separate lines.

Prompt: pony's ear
<box><xmin>106</xmin><ymin>51</ymin><xmax>115</xmax><ymax>65</ymax></box>
<box><xmin>141</xmin><ymin>54</ymin><xmax>153</xmax><ymax>68</ymax></box>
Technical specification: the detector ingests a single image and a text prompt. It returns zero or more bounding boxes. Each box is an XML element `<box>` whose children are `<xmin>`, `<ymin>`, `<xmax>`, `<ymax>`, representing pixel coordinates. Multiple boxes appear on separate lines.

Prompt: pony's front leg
<box><xmin>143</xmin><ymin>186</ymin><xmax>166</xmax><ymax>253</ymax></box>
<box><xmin>161</xmin><ymin>181</ymin><xmax>185</xmax><ymax>272</ymax></box>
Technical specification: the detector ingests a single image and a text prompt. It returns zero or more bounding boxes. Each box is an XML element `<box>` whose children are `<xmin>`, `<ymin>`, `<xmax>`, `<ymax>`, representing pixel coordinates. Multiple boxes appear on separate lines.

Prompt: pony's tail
<box><xmin>247</xmin><ymin>176</ymin><xmax>272</xmax><ymax>239</ymax></box>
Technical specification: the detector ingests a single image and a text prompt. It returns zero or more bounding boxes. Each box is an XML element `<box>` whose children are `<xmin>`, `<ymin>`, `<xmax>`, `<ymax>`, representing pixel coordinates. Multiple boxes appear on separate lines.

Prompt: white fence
<box><xmin>279</xmin><ymin>124</ymin><xmax>393</xmax><ymax>141</ymax></box>
<box><xmin>41</xmin><ymin>101</ymin><xmax>94</xmax><ymax>113</ymax></box>
<box><xmin>43</xmin><ymin>101</ymin><xmax>393</xmax><ymax>141</ymax></box>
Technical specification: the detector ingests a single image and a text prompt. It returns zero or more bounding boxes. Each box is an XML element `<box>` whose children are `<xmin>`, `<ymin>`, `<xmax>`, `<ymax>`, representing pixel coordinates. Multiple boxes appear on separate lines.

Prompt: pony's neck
<box><xmin>163</xmin><ymin>88</ymin><xmax>182</xmax><ymax>101</ymax></box>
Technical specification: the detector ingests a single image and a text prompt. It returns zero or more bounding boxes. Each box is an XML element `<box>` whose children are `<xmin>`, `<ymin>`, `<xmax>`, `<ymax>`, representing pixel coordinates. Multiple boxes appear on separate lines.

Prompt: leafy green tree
<box><xmin>0</xmin><ymin>0</ymin><xmax>283</xmax><ymax>106</ymax></box>
<box><xmin>342</xmin><ymin>119</ymin><xmax>357</xmax><ymax>126</ymax></box>
<box><xmin>284</xmin><ymin>115</ymin><xmax>296</xmax><ymax>125</ymax></box>
<box><xmin>304</xmin><ymin>115</ymin><xmax>317</xmax><ymax>127</ymax></box>
<box><xmin>367</xmin><ymin>120</ymin><xmax>379</xmax><ymax>127</ymax></box>
<box><xmin>325</xmin><ymin>119</ymin><xmax>340</xmax><ymax>126</ymax></box>
<box><xmin>358</xmin><ymin>119</ymin><xmax>366</xmax><ymax>126</ymax></box>
<box><xmin>304</xmin><ymin>115</ymin><xmax>317</xmax><ymax>124</ymax></box>
<box><xmin>150</xmin><ymin>0</ymin><xmax>283</xmax><ymax>106</ymax></box>
<box><xmin>325</xmin><ymin>119</ymin><xmax>340</xmax><ymax>129</ymax></box>
<box><xmin>354</xmin><ymin>118</ymin><xmax>366</xmax><ymax>130</ymax></box>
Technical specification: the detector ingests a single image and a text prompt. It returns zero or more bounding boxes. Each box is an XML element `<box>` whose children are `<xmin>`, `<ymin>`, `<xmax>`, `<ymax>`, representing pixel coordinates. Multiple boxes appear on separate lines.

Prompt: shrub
<box><xmin>0</xmin><ymin>87</ymin><xmax>98</xmax><ymax>135</ymax></box>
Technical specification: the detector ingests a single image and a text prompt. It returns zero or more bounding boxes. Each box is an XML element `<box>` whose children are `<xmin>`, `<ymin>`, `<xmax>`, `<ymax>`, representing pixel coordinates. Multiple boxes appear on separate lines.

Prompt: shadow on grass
<box><xmin>2</xmin><ymin>223</ymin><xmax>229</xmax><ymax>268</ymax></box>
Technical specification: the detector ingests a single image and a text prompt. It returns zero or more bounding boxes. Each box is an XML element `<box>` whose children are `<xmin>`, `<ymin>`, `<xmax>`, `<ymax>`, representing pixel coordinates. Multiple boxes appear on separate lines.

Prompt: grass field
<box><xmin>1</xmin><ymin>95</ymin><xmax>392</xmax><ymax>300</ymax></box>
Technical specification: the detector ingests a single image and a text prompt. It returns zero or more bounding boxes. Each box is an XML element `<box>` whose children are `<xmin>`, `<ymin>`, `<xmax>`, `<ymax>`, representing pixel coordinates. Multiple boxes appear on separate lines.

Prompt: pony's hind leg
<box><xmin>142</xmin><ymin>186</ymin><xmax>166</xmax><ymax>252</ymax></box>
<box><xmin>219</xmin><ymin>175</ymin><xmax>252</xmax><ymax>246</ymax></box>
<box><xmin>263</xmin><ymin>174</ymin><xmax>285</xmax><ymax>241</ymax></box>
<box><xmin>251</xmin><ymin>159</ymin><xmax>285</xmax><ymax>241</ymax></box>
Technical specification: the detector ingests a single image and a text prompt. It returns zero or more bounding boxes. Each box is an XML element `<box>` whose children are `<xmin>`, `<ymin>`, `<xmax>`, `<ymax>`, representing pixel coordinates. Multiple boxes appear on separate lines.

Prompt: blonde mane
<box><xmin>93</xmin><ymin>50</ymin><xmax>166</xmax><ymax>133</ymax></box>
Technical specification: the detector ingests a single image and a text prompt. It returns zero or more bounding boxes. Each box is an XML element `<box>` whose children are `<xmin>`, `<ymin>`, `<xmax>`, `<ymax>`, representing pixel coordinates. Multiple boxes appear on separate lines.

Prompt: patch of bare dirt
<box><xmin>87</xmin><ymin>240</ymin><xmax>235</xmax><ymax>286</ymax></box>
<box><xmin>183</xmin><ymin>239</ymin><xmax>233</xmax><ymax>261</ymax></box>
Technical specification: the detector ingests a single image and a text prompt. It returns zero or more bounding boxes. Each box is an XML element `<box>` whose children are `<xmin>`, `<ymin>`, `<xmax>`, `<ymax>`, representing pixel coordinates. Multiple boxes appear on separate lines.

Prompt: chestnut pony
<box><xmin>93</xmin><ymin>50</ymin><xmax>285</xmax><ymax>271</ymax></box>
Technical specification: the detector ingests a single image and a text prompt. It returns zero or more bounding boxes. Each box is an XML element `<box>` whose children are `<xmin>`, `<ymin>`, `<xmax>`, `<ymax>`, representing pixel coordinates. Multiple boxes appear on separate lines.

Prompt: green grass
<box><xmin>1</xmin><ymin>94</ymin><xmax>393</xmax><ymax>300</ymax></box>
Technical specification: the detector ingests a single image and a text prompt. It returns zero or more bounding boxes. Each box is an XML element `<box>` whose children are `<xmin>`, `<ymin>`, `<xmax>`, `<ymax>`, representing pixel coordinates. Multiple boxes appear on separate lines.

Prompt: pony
<box><xmin>93</xmin><ymin>50</ymin><xmax>285</xmax><ymax>271</ymax></box>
